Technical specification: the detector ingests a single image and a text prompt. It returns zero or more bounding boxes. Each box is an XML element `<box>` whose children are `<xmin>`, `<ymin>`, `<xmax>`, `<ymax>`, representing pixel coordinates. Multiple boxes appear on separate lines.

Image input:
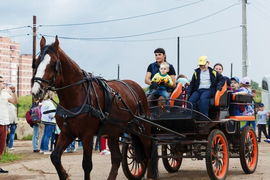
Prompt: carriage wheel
<box><xmin>206</xmin><ymin>129</ymin><xmax>229</xmax><ymax>180</ymax></box>
<box><xmin>122</xmin><ymin>143</ymin><xmax>147</xmax><ymax>180</ymax></box>
<box><xmin>239</xmin><ymin>126</ymin><xmax>258</xmax><ymax>174</ymax></box>
<box><xmin>162</xmin><ymin>144</ymin><xmax>182</xmax><ymax>173</ymax></box>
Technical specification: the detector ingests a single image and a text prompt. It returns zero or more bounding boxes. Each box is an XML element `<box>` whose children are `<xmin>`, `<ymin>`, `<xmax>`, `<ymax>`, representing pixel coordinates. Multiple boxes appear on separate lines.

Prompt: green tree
<box><xmin>251</xmin><ymin>80</ymin><xmax>259</xmax><ymax>89</ymax></box>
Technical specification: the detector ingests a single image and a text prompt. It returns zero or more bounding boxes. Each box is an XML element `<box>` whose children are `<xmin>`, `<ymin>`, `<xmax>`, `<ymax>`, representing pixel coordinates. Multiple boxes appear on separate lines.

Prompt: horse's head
<box><xmin>31</xmin><ymin>36</ymin><xmax>61</xmax><ymax>100</ymax></box>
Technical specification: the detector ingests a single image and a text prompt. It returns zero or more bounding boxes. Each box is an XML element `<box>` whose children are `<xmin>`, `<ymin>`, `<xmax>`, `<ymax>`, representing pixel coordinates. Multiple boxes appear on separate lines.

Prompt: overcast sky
<box><xmin>1</xmin><ymin>0</ymin><xmax>269</xmax><ymax>88</ymax></box>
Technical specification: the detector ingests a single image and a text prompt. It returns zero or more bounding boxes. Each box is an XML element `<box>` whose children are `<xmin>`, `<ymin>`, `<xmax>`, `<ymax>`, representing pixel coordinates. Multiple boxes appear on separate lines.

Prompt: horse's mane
<box><xmin>48</xmin><ymin>42</ymin><xmax>82</xmax><ymax>71</ymax></box>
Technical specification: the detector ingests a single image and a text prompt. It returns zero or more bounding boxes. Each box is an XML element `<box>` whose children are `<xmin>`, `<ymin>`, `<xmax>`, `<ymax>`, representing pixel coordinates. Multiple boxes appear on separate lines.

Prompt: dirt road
<box><xmin>1</xmin><ymin>140</ymin><xmax>269</xmax><ymax>180</ymax></box>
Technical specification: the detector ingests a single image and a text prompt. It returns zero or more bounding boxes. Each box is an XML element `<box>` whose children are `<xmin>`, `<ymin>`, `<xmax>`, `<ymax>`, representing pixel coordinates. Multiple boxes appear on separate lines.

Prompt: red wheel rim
<box><xmin>166</xmin><ymin>146</ymin><xmax>181</xmax><ymax>168</ymax></box>
<box><xmin>211</xmin><ymin>134</ymin><xmax>228</xmax><ymax>178</ymax></box>
<box><xmin>244</xmin><ymin>130</ymin><xmax>258</xmax><ymax>170</ymax></box>
<box><xmin>127</xmin><ymin>146</ymin><xmax>146</xmax><ymax>177</ymax></box>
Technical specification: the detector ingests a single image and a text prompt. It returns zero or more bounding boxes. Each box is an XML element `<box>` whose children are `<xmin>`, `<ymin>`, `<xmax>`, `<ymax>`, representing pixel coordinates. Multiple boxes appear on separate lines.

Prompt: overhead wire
<box><xmin>40</xmin><ymin>25</ymin><xmax>240</xmax><ymax>42</ymax></box>
<box><xmin>0</xmin><ymin>26</ymin><xmax>32</xmax><ymax>32</ymax></box>
<box><xmin>247</xmin><ymin>3</ymin><xmax>270</xmax><ymax>21</ymax></box>
<box><xmin>40</xmin><ymin>2</ymin><xmax>239</xmax><ymax>40</ymax></box>
<box><xmin>38</xmin><ymin>0</ymin><xmax>206</xmax><ymax>28</ymax></box>
<box><xmin>251</xmin><ymin>0</ymin><xmax>270</xmax><ymax>18</ymax></box>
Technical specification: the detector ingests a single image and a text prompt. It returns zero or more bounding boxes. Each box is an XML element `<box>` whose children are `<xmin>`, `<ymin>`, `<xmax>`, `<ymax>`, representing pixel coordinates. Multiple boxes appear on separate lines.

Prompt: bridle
<box><xmin>33</xmin><ymin>45</ymin><xmax>62</xmax><ymax>91</ymax></box>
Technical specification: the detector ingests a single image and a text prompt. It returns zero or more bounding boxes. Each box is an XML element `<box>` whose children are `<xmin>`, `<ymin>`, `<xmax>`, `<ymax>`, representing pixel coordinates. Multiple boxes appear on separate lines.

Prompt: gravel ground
<box><xmin>1</xmin><ymin>139</ymin><xmax>269</xmax><ymax>180</ymax></box>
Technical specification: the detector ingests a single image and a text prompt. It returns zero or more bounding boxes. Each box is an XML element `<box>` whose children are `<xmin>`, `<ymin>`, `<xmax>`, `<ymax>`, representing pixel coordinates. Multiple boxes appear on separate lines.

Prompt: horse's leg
<box><xmin>107</xmin><ymin>136</ymin><xmax>122</xmax><ymax>180</ymax></box>
<box><xmin>51</xmin><ymin>132</ymin><xmax>73</xmax><ymax>180</ymax></box>
<box><xmin>81</xmin><ymin>133</ymin><xmax>94</xmax><ymax>180</ymax></box>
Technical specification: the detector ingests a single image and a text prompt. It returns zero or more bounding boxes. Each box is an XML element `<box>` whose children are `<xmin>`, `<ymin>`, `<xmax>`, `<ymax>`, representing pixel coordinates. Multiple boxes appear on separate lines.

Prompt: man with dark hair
<box><xmin>0</xmin><ymin>76</ymin><xmax>18</xmax><ymax>173</ymax></box>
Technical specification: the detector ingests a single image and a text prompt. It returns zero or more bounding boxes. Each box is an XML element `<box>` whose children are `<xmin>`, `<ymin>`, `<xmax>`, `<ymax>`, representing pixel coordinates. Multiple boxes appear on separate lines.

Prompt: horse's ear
<box><xmin>54</xmin><ymin>35</ymin><xmax>59</xmax><ymax>49</ymax></box>
<box><xmin>40</xmin><ymin>36</ymin><xmax>46</xmax><ymax>51</ymax></box>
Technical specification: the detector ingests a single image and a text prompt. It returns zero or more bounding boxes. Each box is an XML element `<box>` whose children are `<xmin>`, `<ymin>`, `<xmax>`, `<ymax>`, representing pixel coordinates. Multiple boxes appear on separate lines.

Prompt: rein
<box><xmin>34</xmin><ymin>44</ymin><xmax>150</xmax><ymax>143</ymax></box>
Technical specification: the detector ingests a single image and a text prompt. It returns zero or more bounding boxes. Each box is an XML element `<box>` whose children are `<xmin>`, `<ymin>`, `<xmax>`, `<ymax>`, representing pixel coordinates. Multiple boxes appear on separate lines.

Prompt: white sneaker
<box><xmin>44</xmin><ymin>151</ymin><xmax>51</xmax><ymax>155</ymax></box>
<box><xmin>39</xmin><ymin>150</ymin><xmax>44</xmax><ymax>154</ymax></box>
<box><xmin>8</xmin><ymin>148</ymin><xmax>14</xmax><ymax>151</ymax></box>
<box><xmin>100</xmin><ymin>150</ymin><xmax>111</xmax><ymax>155</ymax></box>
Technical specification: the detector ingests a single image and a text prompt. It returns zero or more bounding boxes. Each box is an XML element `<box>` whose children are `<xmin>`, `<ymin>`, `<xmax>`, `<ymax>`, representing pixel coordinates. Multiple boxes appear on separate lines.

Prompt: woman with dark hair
<box><xmin>145</xmin><ymin>48</ymin><xmax>176</xmax><ymax>96</ymax></box>
<box><xmin>214</xmin><ymin>63</ymin><xmax>231</xmax><ymax>90</ymax></box>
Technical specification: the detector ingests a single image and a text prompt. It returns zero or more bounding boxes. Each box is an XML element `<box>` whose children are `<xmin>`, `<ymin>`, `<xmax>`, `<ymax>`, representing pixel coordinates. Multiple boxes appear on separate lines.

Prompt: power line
<box><xmin>38</xmin><ymin>0</ymin><xmax>206</xmax><ymax>28</ymax></box>
<box><xmin>40</xmin><ymin>25</ymin><xmax>240</xmax><ymax>42</ymax></box>
<box><xmin>248</xmin><ymin>4</ymin><xmax>270</xmax><ymax>21</ymax></box>
<box><xmin>181</xmin><ymin>25</ymin><xmax>240</xmax><ymax>38</ymax></box>
<box><xmin>8</xmin><ymin>33</ymin><xmax>31</xmax><ymax>38</ymax></box>
<box><xmin>0</xmin><ymin>26</ymin><xmax>32</xmax><ymax>32</ymax></box>
<box><xmin>40</xmin><ymin>2</ymin><xmax>238</xmax><ymax>40</ymax></box>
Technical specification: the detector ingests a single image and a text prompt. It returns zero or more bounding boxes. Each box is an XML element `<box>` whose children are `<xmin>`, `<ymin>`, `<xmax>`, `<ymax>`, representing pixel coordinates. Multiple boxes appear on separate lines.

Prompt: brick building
<box><xmin>0</xmin><ymin>36</ymin><xmax>32</xmax><ymax>96</ymax></box>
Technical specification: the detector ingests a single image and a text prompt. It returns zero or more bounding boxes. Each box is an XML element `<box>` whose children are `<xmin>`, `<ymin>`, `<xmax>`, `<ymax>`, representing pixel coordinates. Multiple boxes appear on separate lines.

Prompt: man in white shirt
<box><xmin>0</xmin><ymin>76</ymin><xmax>18</xmax><ymax>173</ymax></box>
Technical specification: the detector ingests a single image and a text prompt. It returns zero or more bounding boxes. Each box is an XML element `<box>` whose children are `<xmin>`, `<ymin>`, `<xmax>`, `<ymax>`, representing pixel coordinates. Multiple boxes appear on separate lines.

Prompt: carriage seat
<box><xmin>231</xmin><ymin>93</ymin><xmax>253</xmax><ymax>102</ymax></box>
<box><xmin>170</xmin><ymin>82</ymin><xmax>183</xmax><ymax>106</ymax></box>
<box><xmin>209</xmin><ymin>81</ymin><xmax>228</xmax><ymax>108</ymax></box>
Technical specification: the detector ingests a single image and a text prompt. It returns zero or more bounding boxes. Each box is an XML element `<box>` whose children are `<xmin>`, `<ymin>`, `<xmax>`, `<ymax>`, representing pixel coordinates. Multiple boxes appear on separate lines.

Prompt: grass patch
<box><xmin>22</xmin><ymin>134</ymin><xmax>33</xmax><ymax>140</ymax></box>
<box><xmin>1</xmin><ymin>150</ymin><xmax>22</xmax><ymax>163</ymax></box>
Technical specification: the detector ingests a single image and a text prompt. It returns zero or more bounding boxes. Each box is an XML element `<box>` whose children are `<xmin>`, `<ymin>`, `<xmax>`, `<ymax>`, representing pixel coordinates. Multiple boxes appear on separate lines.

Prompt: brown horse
<box><xmin>31</xmin><ymin>36</ymin><xmax>158</xmax><ymax>180</ymax></box>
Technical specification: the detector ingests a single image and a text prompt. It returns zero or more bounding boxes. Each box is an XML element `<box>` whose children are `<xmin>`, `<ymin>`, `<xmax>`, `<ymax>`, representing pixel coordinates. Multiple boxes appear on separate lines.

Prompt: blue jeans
<box><xmin>50</xmin><ymin>132</ymin><xmax>55</xmax><ymax>151</ymax></box>
<box><xmin>32</xmin><ymin>124</ymin><xmax>39</xmax><ymax>150</ymax></box>
<box><xmin>78</xmin><ymin>140</ymin><xmax>82</xmax><ymax>147</ymax></box>
<box><xmin>188</xmin><ymin>89</ymin><xmax>214</xmax><ymax>117</ymax></box>
<box><xmin>40</xmin><ymin>124</ymin><xmax>55</xmax><ymax>152</ymax></box>
<box><xmin>7</xmin><ymin>124</ymin><xmax>17</xmax><ymax>148</ymax></box>
<box><xmin>154</xmin><ymin>89</ymin><xmax>171</xmax><ymax>105</ymax></box>
<box><xmin>67</xmin><ymin>140</ymin><xmax>75</xmax><ymax>152</ymax></box>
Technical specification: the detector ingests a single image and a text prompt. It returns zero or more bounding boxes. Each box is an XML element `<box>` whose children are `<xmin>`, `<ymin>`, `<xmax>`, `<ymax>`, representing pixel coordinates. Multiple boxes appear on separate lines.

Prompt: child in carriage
<box><xmin>151</xmin><ymin>62</ymin><xmax>174</xmax><ymax>106</ymax></box>
<box><xmin>234</xmin><ymin>77</ymin><xmax>253</xmax><ymax>116</ymax></box>
<box><xmin>174</xmin><ymin>74</ymin><xmax>190</xmax><ymax>107</ymax></box>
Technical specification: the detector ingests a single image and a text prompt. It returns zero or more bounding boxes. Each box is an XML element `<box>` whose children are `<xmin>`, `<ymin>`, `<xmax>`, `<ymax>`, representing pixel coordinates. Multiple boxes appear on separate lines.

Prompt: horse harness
<box><xmin>33</xmin><ymin>45</ymin><xmax>148</xmax><ymax>143</ymax></box>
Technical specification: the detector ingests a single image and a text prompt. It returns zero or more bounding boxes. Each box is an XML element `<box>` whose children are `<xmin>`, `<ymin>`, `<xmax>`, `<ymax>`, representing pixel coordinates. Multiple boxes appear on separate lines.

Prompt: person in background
<box><xmin>256</xmin><ymin>103</ymin><xmax>269</xmax><ymax>143</ymax></box>
<box><xmin>100</xmin><ymin>137</ymin><xmax>110</xmax><ymax>155</ymax></box>
<box><xmin>77</xmin><ymin>139</ymin><xmax>83</xmax><ymax>150</ymax></box>
<box><xmin>32</xmin><ymin>100</ymin><xmax>41</xmax><ymax>153</ymax></box>
<box><xmin>66</xmin><ymin>140</ymin><xmax>76</xmax><ymax>153</ymax></box>
<box><xmin>0</xmin><ymin>76</ymin><xmax>18</xmax><ymax>173</ymax></box>
<box><xmin>6</xmin><ymin>102</ymin><xmax>18</xmax><ymax>151</ymax></box>
<box><xmin>186</xmin><ymin>56</ymin><xmax>224</xmax><ymax>117</ymax></box>
<box><xmin>40</xmin><ymin>91</ymin><xmax>56</xmax><ymax>155</ymax></box>
<box><xmin>265</xmin><ymin>110</ymin><xmax>270</xmax><ymax>143</ymax></box>
<box><xmin>213</xmin><ymin>63</ymin><xmax>231</xmax><ymax>90</ymax></box>
<box><xmin>145</xmin><ymin>48</ymin><xmax>176</xmax><ymax>96</ymax></box>
<box><xmin>38</xmin><ymin>100</ymin><xmax>44</xmax><ymax>151</ymax></box>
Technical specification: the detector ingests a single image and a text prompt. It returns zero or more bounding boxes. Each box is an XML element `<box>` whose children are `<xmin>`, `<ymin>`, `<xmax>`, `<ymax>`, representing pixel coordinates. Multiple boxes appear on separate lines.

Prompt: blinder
<box><xmin>33</xmin><ymin>45</ymin><xmax>61</xmax><ymax>90</ymax></box>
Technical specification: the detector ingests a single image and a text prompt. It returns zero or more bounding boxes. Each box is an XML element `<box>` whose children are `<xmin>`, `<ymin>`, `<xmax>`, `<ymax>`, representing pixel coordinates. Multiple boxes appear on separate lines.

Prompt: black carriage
<box><xmin>121</xmin><ymin>83</ymin><xmax>258</xmax><ymax>180</ymax></box>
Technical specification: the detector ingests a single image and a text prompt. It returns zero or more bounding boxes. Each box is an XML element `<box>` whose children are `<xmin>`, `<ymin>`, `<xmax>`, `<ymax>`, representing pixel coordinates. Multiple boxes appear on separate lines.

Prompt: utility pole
<box><xmin>177</xmin><ymin>37</ymin><xmax>180</xmax><ymax>76</ymax></box>
<box><xmin>117</xmin><ymin>64</ymin><xmax>120</xmax><ymax>80</ymax></box>
<box><xmin>242</xmin><ymin>0</ymin><xmax>248</xmax><ymax>78</ymax></box>
<box><xmin>33</xmin><ymin>15</ymin><xmax>36</xmax><ymax>70</ymax></box>
<box><xmin>32</xmin><ymin>15</ymin><xmax>36</xmax><ymax>103</ymax></box>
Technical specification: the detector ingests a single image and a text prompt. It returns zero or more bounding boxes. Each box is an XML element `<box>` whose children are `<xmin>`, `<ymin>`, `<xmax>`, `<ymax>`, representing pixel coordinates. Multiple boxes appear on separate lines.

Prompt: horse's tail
<box><xmin>131</xmin><ymin>134</ymin><xmax>159</xmax><ymax>180</ymax></box>
<box><xmin>131</xmin><ymin>134</ymin><xmax>146</xmax><ymax>163</ymax></box>
<box><xmin>150</xmin><ymin>139</ymin><xmax>159</xmax><ymax>180</ymax></box>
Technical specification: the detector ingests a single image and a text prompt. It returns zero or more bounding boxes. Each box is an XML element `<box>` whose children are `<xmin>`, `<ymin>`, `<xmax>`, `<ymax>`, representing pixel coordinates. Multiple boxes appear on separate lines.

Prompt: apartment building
<box><xmin>0</xmin><ymin>36</ymin><xmax>32</xmax><ymax>96</ymax></box>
